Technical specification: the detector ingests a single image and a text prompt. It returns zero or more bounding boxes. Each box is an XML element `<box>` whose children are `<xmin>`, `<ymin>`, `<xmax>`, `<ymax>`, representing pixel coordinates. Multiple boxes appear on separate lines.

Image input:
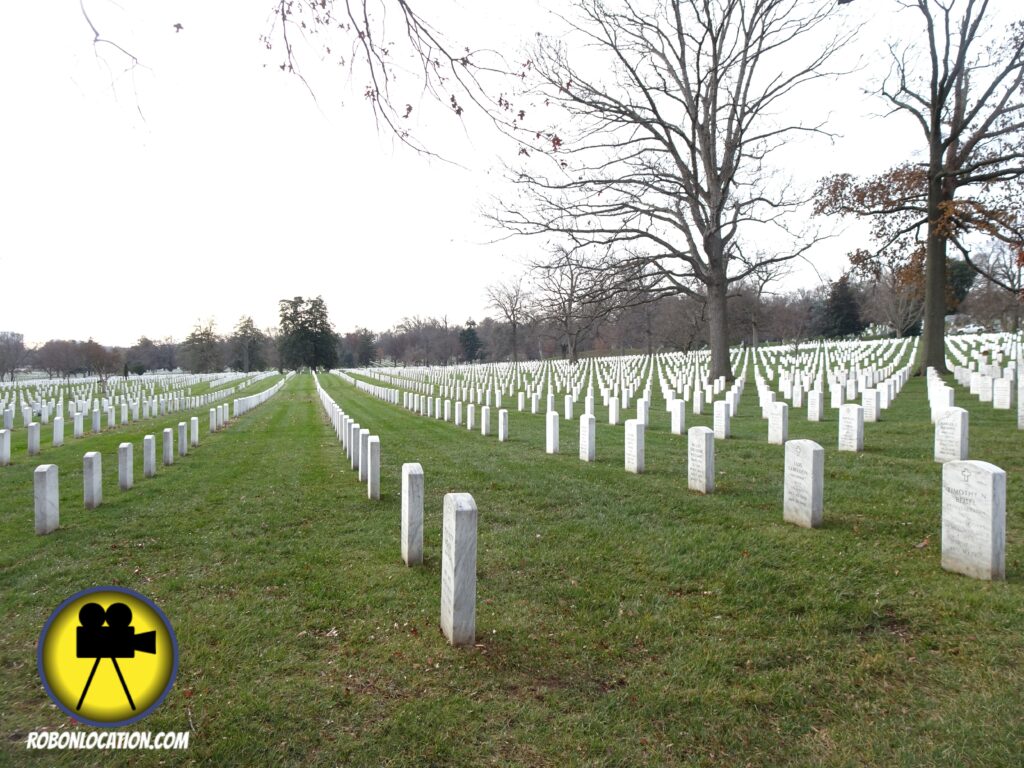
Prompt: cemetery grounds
<box><xmin>0</xmin><ymin>340</ymin><xmax>1022</xmax><ymax>767</ymax></box>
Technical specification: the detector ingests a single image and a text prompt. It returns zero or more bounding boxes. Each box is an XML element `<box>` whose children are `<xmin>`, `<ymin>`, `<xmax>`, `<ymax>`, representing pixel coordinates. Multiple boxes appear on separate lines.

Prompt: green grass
<box><xmin>1</xmin><ymin>368</ymin><xmax>1021</xmax><ymax>767</ymax></box>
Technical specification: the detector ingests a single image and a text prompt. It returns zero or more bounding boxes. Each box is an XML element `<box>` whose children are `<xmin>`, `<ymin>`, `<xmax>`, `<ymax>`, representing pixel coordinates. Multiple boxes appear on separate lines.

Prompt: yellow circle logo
<box><xmin>38</xmin><ymin>587</ymin><xmax>178</xmax><ymax>727</ymax></box>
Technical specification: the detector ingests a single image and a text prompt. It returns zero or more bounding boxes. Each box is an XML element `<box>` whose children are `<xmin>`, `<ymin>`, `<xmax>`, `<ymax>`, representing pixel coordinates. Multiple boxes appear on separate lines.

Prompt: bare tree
<box><xmin>848</xmin><ymin>247</ymin><xmax>926</xmax><ymax>337</ymax></box>
<box><xmin>816</xmin><ymin>0</ymin><xmax>1024</xmax><ymax>373</ymax></box>
<box><xmin>486</xmin><ymin>277</ymin><xmax>531</xmax><ymax>362</ymax></box>
<box><xmin>735</xmin><ymin>260</ymin><xmax>792</xmax><ymax>348</ymax></box>
<box><xmin>959</xmin><ymin>240</ymin><xmax>1024</xmax><ymax>331</ymax></box>
<box><xmin>0</xmin><ymin>332</ymin><xmax>28</xmax><ymax>382</ymax></box>
<box><xmin>530</xmin><ymin>246</ymin><xmax>620</xmax><ymax>363</ymax></box>
<box><xmin>265</xmin><ymin>1</ymin><xmax>533</xmax><ymax>155</ymax></box>
<box><xmin>493</xmin><ymin>0</ymin><xmax>854</xmax><ymax>381</ymax></box>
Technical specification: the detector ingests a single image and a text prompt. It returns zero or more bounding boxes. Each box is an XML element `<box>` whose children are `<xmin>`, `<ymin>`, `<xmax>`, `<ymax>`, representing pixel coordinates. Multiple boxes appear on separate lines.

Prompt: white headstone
<box><xmin>768</xmin><ymin>403</ymin><xmax>788</xmax><ymax>445</ymax></box>
<box><xmin>624</xmin><ymin>419</ymin><xmax>644</xmax><ymax>474</ymax></box>
<box><xmin>687</xmin><ymin>426</ymin><xmax>714</xmax><ymax>494</ymax></box>
<box><xmin>440</xmin><ymin>492</ymin><xmax>478</xmax><ymax>646</ymax></box>
<box><xmin>83</xmin><ymin>451</ymin><xmax>102</xmax><ymax>509</ymax></box>
<box><xmin>481</xmin><ymin>405</ymin><xmax>491</xmax><ymax>436</ymax></box>
<box><xmin>350</xmin><ymin>423</ymin><xmax>361</xmax><ymax>470</ymax></box>
<box><xmin>545</xmin><ymin>411</ymin><xmax>559</xmax><ymax>454</ymax></box>
<box><xmin>577</xmin><ymin>413</ymin><xmax>596</xmax><ymax>462</ymax></box>
<box><xmin>807</xmin><ymin>390</ymin><xmax>823</xmax><ymax>422</ymax></box>
<box><xmin>143</xmin><ymin>435</ymin><xmax>156</xmax><ymax>477</ymax></box>
<box><xmin>783</xmin><ymin>440</ymin><xmax>823</xmax><ymax>529</ymax></box>
<box><xmin>1019</xmin><ymin>379</ymin><xmax>1024</xmax><ymax>430</ymax></box>
<box><xmin>609</xmin><ymin>398</ymin><xmax>620</xmax><ymax>426</ymax></box>
<box><xmin>162</xmin><ymin>428</ymin><xmax>174</xmax><ymax>466</ymax></box>
<box><xmin>993</xmin><ymin>379</ymin><xmax>1012</xmax><ymax>410</ymax></box>
<box><xmin>713</xmin><ymin>400</ymin><xmax>730</xmax><ymax>440</ymax></box>
<box><xmin>118</xmin><ymin>442</ymin><xmax>133</xmax><ymax>490</ymax></box>
<box><xmin>401</xmin><ymin>463</ymin><xmax>424</xmax><ymax>565</ymax></box>
<box><xmin>862</xmin><ymin>388</ymin><xmax>880</xmax><ymax>422</ymax></box>
<box><xmin>358</xmin><ymin>429</ymin><xmax>370</xmax><ymax>482</ymax></box>
<box><xmin>367</xmin><ymin>436</ymin><xmax>380</xmax><ymax>500</ymax></box>
<box><xmin>498</xmin><ymin>409</ymin><xmax>509</xmax><ymax>442</ymax></box>
<box><xmin>941</xmin><ymin>460</ymin><xmax>1006</xmax><ymax>580</ymax></box>
<box><xmin>27</xmin><ymin>422</ymin><xmax>40</xmax><ymax>456</ymax></box>
<box><xmin>934</xmin><ymin>407</ymin><xmax>968</xmax><ymax>463</ymax></box>
<box><xmin>178</xmin><ymin>422</ymin><xmax>188</xmax><ymax>457</ymax></box>
<box><xmin>34</xmin><ymin>464</ymin><xmax>59</xmax><ymax>535</ymax></box>
<box><xmin>670</xmin><ymin>400</ymin><xmax>686</xmax><ymax>435</ymax></box>
<box><xmin>0</xmin><ymin>429</ymin><xmax>9</xmax><ymax>466</ymax></box>
<box><xmin>830</xmin><ymin>388</ymin><xmax>843</xmax><ymax>410</ymax></box>
<box><xmin>53</xmin><ymin>416</ymin><xmax>64</xmax><ymax>447</ymax></box>
<box><xmin>978</xmin><ymin>375</ymin><xmax>993</xmax><ymax>402</ymax></box>
<box><xmin>838</xmin><ymin>404</ymin><xmax>864</xmax><ymax>452</ymax></box>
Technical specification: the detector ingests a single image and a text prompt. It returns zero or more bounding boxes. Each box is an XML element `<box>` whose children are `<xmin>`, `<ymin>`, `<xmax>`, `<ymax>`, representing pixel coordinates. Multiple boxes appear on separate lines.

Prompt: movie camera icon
<box><xmin>75</xmin><ymin>602</ymin><xmax>156</xmax><ymax>711</ymax></box>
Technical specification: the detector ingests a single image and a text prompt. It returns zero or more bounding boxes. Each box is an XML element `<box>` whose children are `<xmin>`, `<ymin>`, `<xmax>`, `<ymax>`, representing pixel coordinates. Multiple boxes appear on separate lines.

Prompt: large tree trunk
<box><xmin>920</xmin><ymin>155</ymin><xmax>951</xmax><ymax>375</ymax></box>
<box><xmin>706</xmin><ymin>280</ymin><xmax>734</xmax><ymax>382</ymax></box>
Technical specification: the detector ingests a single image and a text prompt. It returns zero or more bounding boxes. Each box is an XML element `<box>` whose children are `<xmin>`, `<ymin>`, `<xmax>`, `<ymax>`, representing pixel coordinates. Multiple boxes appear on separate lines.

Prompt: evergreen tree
<box><xmin>822</xmin><ymin>276</ymin><xmax>864</xmax><ymax>338</ymax></box>
<box><xmin>459</xmin><ymin>319</ymin><xmax>483</xmax><ymax>362</ymax></box>
<box><xmin>230</xmin><ymin>316</ymin><xmax>268</xmax><ymax>372</ymax></box>
<box><xmin>278</xmin><ymin>296</ymin><xmax>339</xmax><ymax>370</ymax></box>
<box><xmin>180</xmin><ymin>322</ymin><xmax>223</xmax><ymax>373</ymax></box>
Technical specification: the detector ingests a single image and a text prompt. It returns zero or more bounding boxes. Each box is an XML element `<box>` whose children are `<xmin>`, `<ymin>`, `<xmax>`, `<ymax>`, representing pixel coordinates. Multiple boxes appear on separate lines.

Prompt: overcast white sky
<box><xmin>1</xmin><ymin>1</ymin><xmax>1014</xmax><ymax>347</ymax></box>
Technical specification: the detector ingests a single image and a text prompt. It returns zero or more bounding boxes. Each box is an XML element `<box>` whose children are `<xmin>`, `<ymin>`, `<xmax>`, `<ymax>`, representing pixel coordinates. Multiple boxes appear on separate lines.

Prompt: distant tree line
<box><xmin>1</xmin><ymin>252</ymin><xmax>1009</xmax><ymax>380</ymax></box>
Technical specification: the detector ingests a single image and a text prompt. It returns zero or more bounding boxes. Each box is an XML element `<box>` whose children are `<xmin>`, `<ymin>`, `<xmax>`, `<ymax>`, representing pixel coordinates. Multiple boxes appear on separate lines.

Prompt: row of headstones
<box><xmin>380</xmin><ymin>340</ymin><xmax>900</xmax><ymax>422</ymax></box>
<box><xmin>962</xmin><ymin>370</ymin><xmax>1016</xmax><ymax>409</ymax></box>
<box><xmin>314</xmin><ymin>374</ymin><xmax>381</xmax><ymax>499</ymax></box>
<box><xmin>33</xmin><ymin>420</ymin><xmax>201</xmax><ymax>534</ymax></box>
<box><xmin>541</xmin><ymin>412</ymin><xmax>716</xmax><ymax>491</ymax></box>
<box><xmin>934</xmin><ymin>361</ymin><xmax>1022</xmax><ymax>430</ymax></box>
<box><xmin>1</xmin><ymin>369</ymin><xmax>253</xmax><ymax>402</ymax></box>
<box><xmin>32</xmin><ymin>377</ymin><xmax>290</xmax><ymax>534</ymax></box>
<box><xmin>352</xmin><ymin>377</ymin><xmax>400</xmax><ymax>406</ymax></box>
<box><xmin>0</xmin><ymin>401</ymin><xmax>232</xmax><ymax>467</ymax></box>
<box><xmin>392</xmin><ymin>450</ymin><xmax>1007</xmax><ymax>653</ymax></box>
<box><xmin>756</xmin><ymin>338</ymin><xmax>913</xmax><ymax>382</ymax></box>
<box><xmin>398</xmin><ymin>463</ymin><xmax>477</xmax><ymax>647</ymax></box>
<box><xmin>361</xmin><ymin>346</ymin><xmax>732</xmax><ymax>407</ymax></box>
<box><xmin>776</xmin><ymin>438</ymin><xmax>1006</xmax><ymax>582</ymax></box>
<box><xmin>365</xmin><ymin>363</ymin><xmax>1009</xmax><ymax>584</ymax></box>
<box><xmin>2</xmin><ymin>372</ymin><xmax>272</xmax><ymax>440</ymax></box>
<box><xmin>759</xmin><ymin>340</ymin><xmax>911</xmax><ymax>391</ymax></box>
<box><xmin>403</xmin><ymin>391</ymin><xmax>511</xmax><ymax>442</ymax></box>
<box><xmin>4</xmin><ymin>370</ymin><xmax>269</xmax><ymax>429</ymax></box>
<box><xmin>232</xmin><ymin>373</ymin><xmax>292</xmax><ymax>417</ymax></box>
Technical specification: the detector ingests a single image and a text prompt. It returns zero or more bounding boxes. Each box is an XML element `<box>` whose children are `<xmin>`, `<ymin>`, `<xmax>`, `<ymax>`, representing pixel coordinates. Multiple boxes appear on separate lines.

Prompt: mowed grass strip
<box><xmin>1</xmin><ymin>371</ymin><xmax>1021</xmax><ymax>767</ymax></box>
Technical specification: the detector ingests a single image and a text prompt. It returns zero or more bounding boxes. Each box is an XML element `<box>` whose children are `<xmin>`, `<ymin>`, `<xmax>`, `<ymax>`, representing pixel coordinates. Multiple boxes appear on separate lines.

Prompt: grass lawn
<box><xmin>1</xmin><ymin>368</ymin><xmax>1021</xmax><ymax>766</ymax></box>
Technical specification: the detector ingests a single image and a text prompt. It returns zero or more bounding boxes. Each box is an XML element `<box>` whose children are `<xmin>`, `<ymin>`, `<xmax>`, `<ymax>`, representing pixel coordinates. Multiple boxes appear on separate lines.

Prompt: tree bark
<box><xmin>920</xmin><ymin>150</ymin><xmax>951</xmax><ymax>375</ymax></box>
<box><xmin>706</xmin><ymin>280</ymin><xmax>734</xmax><ymax>382</ymax></box>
